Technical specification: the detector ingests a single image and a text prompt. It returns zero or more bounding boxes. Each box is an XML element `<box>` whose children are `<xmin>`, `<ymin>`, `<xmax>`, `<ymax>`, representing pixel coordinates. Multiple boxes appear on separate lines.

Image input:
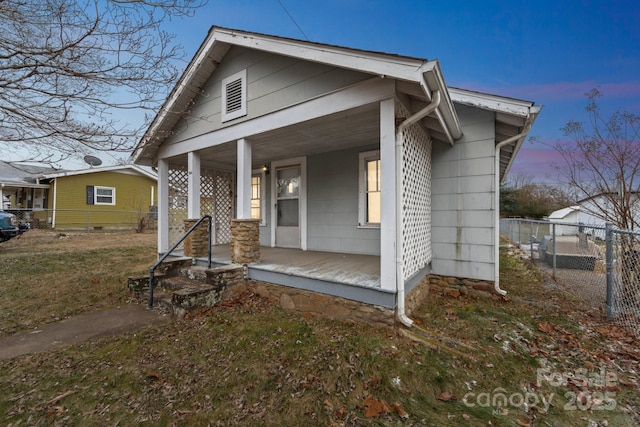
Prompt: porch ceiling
<box><xmin>171</xmin><ymin>102</ymin><xmax>382</xmax><ymax>170</ymax></box>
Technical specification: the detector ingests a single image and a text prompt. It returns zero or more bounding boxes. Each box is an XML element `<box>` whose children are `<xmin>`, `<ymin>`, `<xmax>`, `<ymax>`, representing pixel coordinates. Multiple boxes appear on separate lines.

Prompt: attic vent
<box><xmin>221</xmin><ymin>69</ymin><xmax>247</xmax><ymax>122</ymax></box>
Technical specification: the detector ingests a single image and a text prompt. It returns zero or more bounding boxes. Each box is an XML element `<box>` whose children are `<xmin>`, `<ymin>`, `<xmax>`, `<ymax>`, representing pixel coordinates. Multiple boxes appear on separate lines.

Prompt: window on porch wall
<box><xmin>251</xmin><ymin>171</ymin><xmax>266</xmax><ymax>225</ymax></box>
<box><xmin>358</xmin><ymin>150</ymin><xmax>381</xmax><ymax>227</ymax></box>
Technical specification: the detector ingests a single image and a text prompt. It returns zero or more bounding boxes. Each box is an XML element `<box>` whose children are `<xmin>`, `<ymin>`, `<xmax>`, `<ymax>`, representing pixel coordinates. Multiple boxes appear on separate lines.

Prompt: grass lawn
<box><xmin>0</xmin><ymin>231</ymin><xmax>638</xmax><ymax>426</ymax></box>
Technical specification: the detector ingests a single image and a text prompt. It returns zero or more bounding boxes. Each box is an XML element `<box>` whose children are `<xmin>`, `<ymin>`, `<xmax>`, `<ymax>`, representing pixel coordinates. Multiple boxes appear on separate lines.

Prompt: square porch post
<box><xmin>236</xmin><ymin>138</ymin><xmax>252</xmax><ymax>219</ymax></box>
<box><xmin>157</xmin><ymin>158</ymin><xmax>169</xmax><ymax>254</ymax></box>
<box><xmin>380</xmin><ymin>98</ymin><xmax>397</xmax><ymax>291</ymax></box>
<box><xmin>187</xmin><ymin>151</ymin><xmax>201</xmax><ymax>219</ymax></box>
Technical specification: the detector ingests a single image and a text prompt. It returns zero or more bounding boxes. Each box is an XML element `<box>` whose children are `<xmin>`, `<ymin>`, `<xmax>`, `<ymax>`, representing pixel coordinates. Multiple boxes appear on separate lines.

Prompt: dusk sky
<box><xmin>162</xmin><ymin>0</ymin><xmax>639</xmax><ymax>184</ymax></box>
<box><xmin>31</xmin><ymin>0</ymin><xmax>638</xmax><ymax>181</ymax></box>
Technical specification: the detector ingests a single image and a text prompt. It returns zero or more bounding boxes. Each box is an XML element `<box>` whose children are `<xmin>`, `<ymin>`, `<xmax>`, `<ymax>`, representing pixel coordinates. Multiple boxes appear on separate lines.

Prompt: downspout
<box><xmin>395</xmin><ymin>89</ymin><xmax>441</xmax><ymax>327</ymax></box>
<box><xmin>493</xmin><ymin>123</ymin><xmax>531</xmax><ymax>295</ymax></box>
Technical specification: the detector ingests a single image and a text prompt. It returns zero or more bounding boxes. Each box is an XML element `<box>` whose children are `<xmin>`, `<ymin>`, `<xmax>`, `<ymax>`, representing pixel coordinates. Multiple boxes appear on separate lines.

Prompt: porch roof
<box><xmin>132</xmin><ymin>26</ymin><xmax>541</xmax><ymax>181</ymax></box>
<box><xmin>132</xmin><ymin>26</ymin><xmax>462</xmax><ymax>166</ymax></box>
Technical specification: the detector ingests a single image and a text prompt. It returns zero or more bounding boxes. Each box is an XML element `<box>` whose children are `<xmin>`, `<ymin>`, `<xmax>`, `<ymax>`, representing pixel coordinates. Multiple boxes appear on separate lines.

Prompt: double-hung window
<box><xmin>86</xmin><ymin>185</ymin><xmax>116</xmax><ymax>206</ymax></box>
<box><xmin>251</xmin><ymin>170</ymin><xmax>266</xmax><ymax>225</ymax></box>
<box><xmin>358</xmin><ymin>150</ymin><xmax>381</xmax><ymax>227</ymax></box>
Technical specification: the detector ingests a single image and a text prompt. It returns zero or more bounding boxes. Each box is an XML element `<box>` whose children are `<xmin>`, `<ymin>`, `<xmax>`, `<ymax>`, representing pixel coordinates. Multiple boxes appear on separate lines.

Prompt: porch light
<box><xmin>262</xmin><ymin>164</ymin><xmax>269</xmax><ymax>174</ymax></box>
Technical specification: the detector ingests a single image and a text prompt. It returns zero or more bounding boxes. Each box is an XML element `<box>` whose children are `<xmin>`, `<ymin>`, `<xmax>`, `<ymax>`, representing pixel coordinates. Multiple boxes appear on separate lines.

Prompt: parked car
<box><xmin>0</xmin><ymin>210</ymin><xmax>28</xmax><ymax>242</ymax></box>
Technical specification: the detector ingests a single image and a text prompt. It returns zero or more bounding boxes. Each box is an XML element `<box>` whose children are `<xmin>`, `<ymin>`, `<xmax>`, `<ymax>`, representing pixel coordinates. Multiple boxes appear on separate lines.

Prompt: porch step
<box><xmin>128</xmin><ymin>263</ymin><xmax>245</xmax><ymax>316</ymax></box>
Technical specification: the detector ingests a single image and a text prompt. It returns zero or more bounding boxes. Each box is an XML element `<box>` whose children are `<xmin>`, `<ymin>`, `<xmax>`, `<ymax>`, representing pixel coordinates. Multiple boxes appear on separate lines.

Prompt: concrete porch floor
<box><xmin>206</xmin><ymin>245</ymin><xmax>381</xmax><ymax>289</ymax></box>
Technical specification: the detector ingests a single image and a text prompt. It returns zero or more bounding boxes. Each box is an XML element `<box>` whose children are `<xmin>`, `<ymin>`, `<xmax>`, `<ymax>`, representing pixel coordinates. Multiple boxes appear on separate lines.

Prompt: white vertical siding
<box><xmin>431</xmin><ymin>104</ymin><xmax>496</xmax><ymax>282</ymax></box>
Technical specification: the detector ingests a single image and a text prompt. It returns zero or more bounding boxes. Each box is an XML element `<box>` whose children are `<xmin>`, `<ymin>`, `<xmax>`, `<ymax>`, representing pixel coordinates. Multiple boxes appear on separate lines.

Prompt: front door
<box><xmin>275</xmin><ymin>165</ymin><xmax>301</xmax><ymax>248</ymax></box>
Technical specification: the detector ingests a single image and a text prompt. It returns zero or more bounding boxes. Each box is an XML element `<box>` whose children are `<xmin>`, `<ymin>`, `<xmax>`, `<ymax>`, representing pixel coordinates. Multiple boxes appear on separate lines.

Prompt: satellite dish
<box><xmin>83</xmin><ymin>155</ymin><xmax>102</xmax><ymax>167</ymax></box>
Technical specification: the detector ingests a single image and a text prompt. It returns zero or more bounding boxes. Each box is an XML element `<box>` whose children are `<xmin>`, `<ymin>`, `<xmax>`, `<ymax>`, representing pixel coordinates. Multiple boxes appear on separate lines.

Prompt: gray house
<box><xmin>132</xmin><ymin>27</ymin><xmax>540</xmax><ymax>324</ymax></box>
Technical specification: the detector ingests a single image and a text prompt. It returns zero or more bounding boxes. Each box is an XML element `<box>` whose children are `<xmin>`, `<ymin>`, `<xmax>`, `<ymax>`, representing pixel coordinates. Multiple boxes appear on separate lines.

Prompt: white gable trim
<box><xmin>212</xmin><ymin>27</ymin><xmax>428</xmax><ymax>82</ymax></box>
<box><xmin>43</xmin><ymin>165</ymin><xmax>157</xmax><ymax>181</ymax></box>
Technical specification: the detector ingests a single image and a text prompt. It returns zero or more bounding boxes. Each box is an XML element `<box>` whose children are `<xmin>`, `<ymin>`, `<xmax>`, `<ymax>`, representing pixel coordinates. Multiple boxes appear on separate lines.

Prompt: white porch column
<box><xmin>380</xmin><ymin>98</ymin><xmax>397</xmax><ymax>291</ymax></box>
<box><xmin>236</xmin><ymin>138</ymin><xmax>252</xmax><ymax>219</ymax></box>
<box><xmin>157</xmin><ymin>158</ymin><xmax>169</xmax><ymax>254</ymax></box>
<box><xmin>187</xmin><ymin>152</ymin><xmax>201</xmax><ymax>219</ymax></box>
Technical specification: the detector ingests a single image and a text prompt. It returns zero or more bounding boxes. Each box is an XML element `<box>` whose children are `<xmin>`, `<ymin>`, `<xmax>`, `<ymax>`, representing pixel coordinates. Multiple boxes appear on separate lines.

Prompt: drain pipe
<box><xmin>493</xmin><ymin>124</ymin><xmax>531</xmax><ymax>295</ymax></box>
<box><xmin>395</xmin><ymin>89</ymin><xmax>441</xmax><ymax>327</ymax></box>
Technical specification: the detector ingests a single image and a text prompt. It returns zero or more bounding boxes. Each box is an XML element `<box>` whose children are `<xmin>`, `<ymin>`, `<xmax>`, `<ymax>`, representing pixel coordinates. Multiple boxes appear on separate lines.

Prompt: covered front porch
<box><xmin>195</xmin><ymin>245</ymin><xmax>399</xmax><ymax>308</ymax></box>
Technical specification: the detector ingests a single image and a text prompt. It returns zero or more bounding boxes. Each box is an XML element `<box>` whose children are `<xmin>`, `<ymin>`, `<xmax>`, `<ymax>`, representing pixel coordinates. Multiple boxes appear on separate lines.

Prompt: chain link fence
<box><xmin>501</xmin><ymin>218</ymin><xmax>640</xmax><ymax>338</ymax></box>
<box><xmin>4</xmin><ymin>208</ymin><xmax>157</xmax><ymax>233</ymax></box>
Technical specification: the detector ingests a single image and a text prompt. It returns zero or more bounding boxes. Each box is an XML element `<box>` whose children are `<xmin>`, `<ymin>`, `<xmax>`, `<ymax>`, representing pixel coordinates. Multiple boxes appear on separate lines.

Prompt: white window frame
<box><xmin>221</xmin><ymin>69</ymin><xmax>247</xmax><ymax>122</ymax></box>
<box><xmin>94</xmin><ymin>186</ymin><xmax>116</xmax><ymax>206</ymax></box>
<box><xmin>358</xmin><ymin>150</ymin><xmax>381</xmax><ymax>228</ymax></box>
<box><xmin>251</xmin><ymin>169</ymin><xmax>266</xmax><ymax>226</ymax></box>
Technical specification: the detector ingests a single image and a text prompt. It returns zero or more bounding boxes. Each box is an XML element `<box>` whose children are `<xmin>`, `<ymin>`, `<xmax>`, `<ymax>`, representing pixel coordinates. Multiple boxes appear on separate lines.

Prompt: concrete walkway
<box><xmin>0</xmin><ymin>304</ymin><xmax>171</xmax><ymax>361</ymax></box>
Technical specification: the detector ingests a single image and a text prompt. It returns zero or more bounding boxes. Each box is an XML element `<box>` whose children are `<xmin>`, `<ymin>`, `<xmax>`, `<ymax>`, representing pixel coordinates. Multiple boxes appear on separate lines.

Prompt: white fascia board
<box><xmin>132</xmin><ymin>33</ymin><xmax>228</xmax><ymax>165</ymax></box>
<box><xmin>157</xmin><ymin>77</ymin><xmax>396</xmax><ymax>160</ymax></box>
<box><xmin>449</xmin><ymin>88</ymin><xmax>536</xmax><ymax>117</ymax></box>
<box><xmin>418</xmin><ymin>61</ymin><xmax>462</xmax><ymax>141</ymax></box>
<box><xmin>212</xmin><ymin>27</ymin><xmax>426</xmax><ymax>82</ymax></box>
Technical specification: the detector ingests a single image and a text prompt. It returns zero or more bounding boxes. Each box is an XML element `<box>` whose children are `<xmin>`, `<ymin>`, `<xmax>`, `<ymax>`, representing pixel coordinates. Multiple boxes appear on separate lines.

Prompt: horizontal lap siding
<box><xmin>54</xmin><ymin>172</ymin><xmax>156</xmax><ymax>229</ymax></box>
<box><xmin>430</xmin><ymin>104</ymin><xmax>496</xmax><ymax>281</ymax></box>
<box><xmin>166</xmin><ymin>46</ymin><xmax>372</xmax><ymax>144</ymax></box>
<box><xmin>307</xmin><ymin>146</ymin><xmax>380</xmax><ymax>255</ymax></box>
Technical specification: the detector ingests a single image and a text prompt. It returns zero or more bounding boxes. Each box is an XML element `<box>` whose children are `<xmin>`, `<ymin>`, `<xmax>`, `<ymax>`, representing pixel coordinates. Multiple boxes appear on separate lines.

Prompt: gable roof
<box><xmin>548</xmin><ymin>205</ymin><xmax>580</xmax><ymax>220</ymax></box>
<box><xmin>0</xmin><ymin>160</ymin><xmax>60</xmax><ymax>188</ymax></box>
<box><xmin>42</xmin><ymin>164</ymin><xmax>157</xmax><ymax>181</ymax></box>
<box><xmin>132</xmin><ymin>26</ymin><xmax>540</xmax><ymax>180</ymax></box>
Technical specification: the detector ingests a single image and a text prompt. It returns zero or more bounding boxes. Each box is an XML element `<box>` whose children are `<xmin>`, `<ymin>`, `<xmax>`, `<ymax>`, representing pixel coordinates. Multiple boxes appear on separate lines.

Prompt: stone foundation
<box><xmin>404</xmin><ymin>276</ymin><xmax>431</xmax><ymax>315</ymax></box>
<box><xmin>428</xmin><ymin>274</ymin><xmax>495</xmax><ymax>298</ymax></box>
<box><xmin>183</xmin><ymin>219</ymin><xmax>209</xmax><ymax>257</ymax></box>
<box><xmin>245</xmin><ymin>280</ymin><xmax>395</xmax><ymax>327</ymax></box>
<box><xmin>206</xmin><ymin>264</ymin><xmax>246</xmax><ymax>301</ymax></box>
<box><xmin>230</xmin><ymin>219</ymin><xmax>260</xmax><ymax>264</ymax></box>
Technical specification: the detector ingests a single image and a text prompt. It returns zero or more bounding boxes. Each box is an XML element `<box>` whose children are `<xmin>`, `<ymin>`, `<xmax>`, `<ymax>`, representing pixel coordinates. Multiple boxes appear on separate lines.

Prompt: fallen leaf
<box><xmin>436</xmin><ymin>391</ymin><xmax>453</xmax><ymax>401</ymax></box>
<box><xmin>516</xmin><ymin>419</ymin><xmax>530</xmax><ymax>427</ymax></box>
<box><xmin>391</xmin><ymin>402</ymin><xmax>409</xmax><ymax>418</ymax></box>
<box><xmin>537</xmin><ymin>322</ymin><xmax>554</xmax><ymax>334</ymax></box>
<box><xmin>362</xmin><ymin>396</ymin><xmax>389</xmax><ymax>418</ymax></box>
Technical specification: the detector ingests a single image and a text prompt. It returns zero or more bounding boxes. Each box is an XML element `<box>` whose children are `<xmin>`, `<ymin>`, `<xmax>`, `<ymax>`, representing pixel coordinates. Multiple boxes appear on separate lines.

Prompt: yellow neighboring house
<box><xmin>40</xmin><ymin>165</ymin><xmax>157</xmax><ymax>231</ymax></box>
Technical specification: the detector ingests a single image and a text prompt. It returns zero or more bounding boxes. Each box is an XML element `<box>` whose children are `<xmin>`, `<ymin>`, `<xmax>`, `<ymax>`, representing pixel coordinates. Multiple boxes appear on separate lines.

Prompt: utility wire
<box><xmin>276</xmin><ymin>0</ymin><xmax>309</xmax><ymax>40</ymax></box>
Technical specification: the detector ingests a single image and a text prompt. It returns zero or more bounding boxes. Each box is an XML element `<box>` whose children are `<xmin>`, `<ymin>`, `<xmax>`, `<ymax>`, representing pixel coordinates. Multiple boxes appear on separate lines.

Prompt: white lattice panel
<box><xmin>202</xmin><ymin>169</ymin><xmax>233</xmax><ymax>244</ymax></box>
<box><xmin>168</xmin><ymin>166</ymin><xmax>188</xmax><ymax>247</ymax></box>
<box><xmin>168</xmin><ymin>166</ymin><xmax>234</xmax><ymax>246</ymax></box>
<box><xmin>397</xmin><ymin>102</ymin><xmax>432</xmax><ymax>280</ymax></box>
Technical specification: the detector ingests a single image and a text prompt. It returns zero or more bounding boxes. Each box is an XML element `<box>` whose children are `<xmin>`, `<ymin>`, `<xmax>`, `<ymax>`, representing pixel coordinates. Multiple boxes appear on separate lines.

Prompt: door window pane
<box><xmin>277</xmin><ymin>199</ymin><xmax>299</xmax><ymax>226</ymax></box>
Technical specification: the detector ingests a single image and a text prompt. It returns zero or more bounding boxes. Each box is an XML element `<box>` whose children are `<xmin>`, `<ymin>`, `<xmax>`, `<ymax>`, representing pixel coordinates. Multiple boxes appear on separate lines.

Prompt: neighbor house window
<box><xmin>251</xmin><ymin>170</ymin><xmax>266</xmax><ymax>225</ymax></box>
<box><xmin>358</xmin><ymin>150</ymin><xmax>381</xmax><ymax>227</ymax></box>
<box><xmin>86</xmin><ymin>185</ymin><xmax>116</xmax><ymax>206</ymax></box>
<box><xmin>221</xmin><ymin>69</ymin><xmax>247</xmax><ymax>122</ymax></box>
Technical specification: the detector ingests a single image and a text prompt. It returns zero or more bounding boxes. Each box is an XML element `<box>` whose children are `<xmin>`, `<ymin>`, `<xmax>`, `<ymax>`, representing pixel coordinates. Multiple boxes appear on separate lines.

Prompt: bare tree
<box><xmin>0</xmin><ymin>0</ymin><xmax>206</xmax><ymax>165</ymax></box>
<box><xmin>553</xmin><ymin>88</ymin><xmax>640</xmax><ymax>230</ymax></box>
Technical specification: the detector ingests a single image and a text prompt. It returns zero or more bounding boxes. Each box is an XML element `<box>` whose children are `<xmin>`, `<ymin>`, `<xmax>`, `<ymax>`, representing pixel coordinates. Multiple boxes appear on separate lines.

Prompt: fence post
<box><xmin>605</xmin><ymin>222</ymin><xmax>613</xmax><ymax>320</ymax></box>
<box><xmin>551</xmin><ymin>223</ymin><xmax>557</xmax><ymax>279</ymax></box>
<box><xmin>530</xmin><ymin>221</ymin><xmax>534</xmax><ymax>255</ymax></box>
<box><xmin>518</xmin><ymin>220</ymin><xmax>521</xmax><ymax>245</ymax></box>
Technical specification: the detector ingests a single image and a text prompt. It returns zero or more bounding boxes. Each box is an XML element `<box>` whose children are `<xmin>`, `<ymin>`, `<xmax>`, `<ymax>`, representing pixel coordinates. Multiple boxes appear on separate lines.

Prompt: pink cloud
<box><xmin>458</xmin><ymin>81</ymin><xmax>640</xmax><ymax>102</ymax></box>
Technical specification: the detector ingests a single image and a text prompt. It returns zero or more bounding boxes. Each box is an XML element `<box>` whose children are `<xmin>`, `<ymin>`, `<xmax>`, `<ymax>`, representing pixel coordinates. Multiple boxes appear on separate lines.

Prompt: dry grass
<box><xmin>0</xmin><ymin>229</ymin><xmax>156</xmax><ymax>336</ymax></box>
<box><xmin>0</xmin><ymin>232</ymin><xmax>638</xmax><ymax>426</ymax></box>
